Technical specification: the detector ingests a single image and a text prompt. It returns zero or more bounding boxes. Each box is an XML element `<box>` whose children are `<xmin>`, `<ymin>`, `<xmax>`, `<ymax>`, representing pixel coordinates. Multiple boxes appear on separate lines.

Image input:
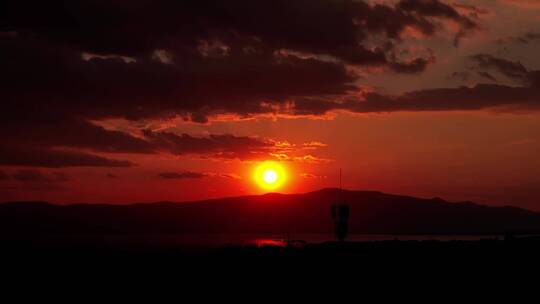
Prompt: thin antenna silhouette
<box><xmin>339</xmin><ymin>168</ymin><xmax>342</xmax><ymax>202</ymax></box>
<box><xmin>339</xmin><ymin>168</ymin><xmax>342</xmax><ymax>191</ymax></box>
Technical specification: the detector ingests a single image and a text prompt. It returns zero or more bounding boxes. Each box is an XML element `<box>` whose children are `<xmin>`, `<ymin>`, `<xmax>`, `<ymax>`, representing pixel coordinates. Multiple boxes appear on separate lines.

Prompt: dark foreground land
<box><xmin>3</xmin><ymin>235</ymin><xmax>540</xmax><ymax>267</ymax></box>
<box><xmin>4</xmin><ymin>190</ymin><xmax>540</xmax><ymax>281</ymax></box>
<box><xmin>3</xmin><ymin>235</ymin><xmax>540</xmax><ymax>291</ymax></box>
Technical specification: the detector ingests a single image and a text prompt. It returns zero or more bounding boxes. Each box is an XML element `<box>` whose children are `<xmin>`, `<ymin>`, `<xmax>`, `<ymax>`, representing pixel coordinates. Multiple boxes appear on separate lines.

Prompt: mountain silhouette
<box><xmin>2</xmin><ymin>188</ymin><xmax>540</xmax><ymax>235</ymax></box>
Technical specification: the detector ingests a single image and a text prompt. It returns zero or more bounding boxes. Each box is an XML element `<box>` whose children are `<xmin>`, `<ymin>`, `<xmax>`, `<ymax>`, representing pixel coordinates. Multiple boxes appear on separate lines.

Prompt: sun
<box><xmin>254</xmin><ymin>161</ymin><xmax>286</xmax><ymax>191</ymax></box>
<box><xmin>263</xmin><ymin>169</ymin><xmax>278</xmax><ymax>184</ymax></box>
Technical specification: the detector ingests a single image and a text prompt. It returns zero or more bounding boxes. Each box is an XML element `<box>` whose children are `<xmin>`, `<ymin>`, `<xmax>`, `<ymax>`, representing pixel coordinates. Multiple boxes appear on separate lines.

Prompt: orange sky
<box><xmin>3</xmin><ymin>111</ymin><xmax>540</xmax><ymax>210</ymax></box>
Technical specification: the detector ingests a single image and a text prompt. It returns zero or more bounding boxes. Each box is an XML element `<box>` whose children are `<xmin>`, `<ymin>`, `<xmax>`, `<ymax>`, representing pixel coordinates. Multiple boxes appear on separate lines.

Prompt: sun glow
<box><xmin>254</xmin><ymin>161</ymin><xmax>287</xmax><ymax>191</ymax></box>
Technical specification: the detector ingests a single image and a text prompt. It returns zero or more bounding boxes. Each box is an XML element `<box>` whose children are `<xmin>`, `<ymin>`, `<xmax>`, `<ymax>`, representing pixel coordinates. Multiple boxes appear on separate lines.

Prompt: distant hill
<box><xmin>1</xmin><ymin>188</ymin><xmax>540</xmax><ymax>235</ymax></box>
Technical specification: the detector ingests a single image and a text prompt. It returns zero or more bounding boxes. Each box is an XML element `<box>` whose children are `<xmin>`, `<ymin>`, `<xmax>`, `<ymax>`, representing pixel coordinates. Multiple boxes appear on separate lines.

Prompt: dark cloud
<box><xmin>10</xmin><ymin>170</ymin><xmax>70</xmax><ymax>183</ymax></box>
<box><xmin>451</xmin><ymin>3</ymin><xmax>491</xmax><ymax>17</ymax></box>
<box><xmin>0</xmin><ymin>0</ymin><xmax>478</xmax><ymax>121</ymax></box>
<box><xmin>396</xmin><ymin>54</ymin><xmax>539</xmax><ymax>114</ymax></box>
<box><xmin>158</xmin><ymin>171</ymin><xmax>243</xmax><ymax>180</ymax></box>
<box><xmin>1</xmin><ymin>35</ymin><xmax>357</xmax><ymax>121</ymax></box>
<box><xmin>451</xmin><ymin>54</ymin><xmax>536</xmax><ymax>85</ymax></box>
<box><xmin>518</xmin><ymin>32</ymin><xmax>540</xmax><ymax>43</ymax></box>
<box><xmin>397</xmin><ymin>0</ymin><xmax>479</xmax><ymax>46</ymax></box>
<box><xmin>218</xmin><ymin>173</ymin><xmax>242</xmax><ymax>180</ymax></box>
<box><xmin>398</xmin><ymin>0</ymin><xmax>472</xmax><ymax>19</ymax></box>
<box><xmin>449</xmin><ymin>71</ymin><xmax>471</xmax><ymax>82</ymax></box>
<box><xmin>470</xmin><ymin>54</ymin><xmax>529</xmax><ymax>84</ymax></box>
<box><xmin>106</xmin><ymin>173</ymin><xmax>119</xmax><ymax>179</ymax></box>
<box><xmin>143</xmin><ymin>129</ymin><xmax>328</xmax><ymax>161</ymax></box>
<box><xmin>143</xmin><ymin>130</ymin><xmax>275</xmax><ymax>160</ymax></box>
<box><xmin>497</xmin><ymin>32</ymin><xmax>540</xmax><ymax>45</ymax></box>
<box><xmin>0</xmin><ymin>0</ymin><xmax>479</xmax><ymax>129</ymax></box>
<box><xmin>0</xmin><ymin>118</ymin><xmax>325</xmax><ymax>167</ymax></box>
<box><xmin>477</xmin><ymin>71</ymin><xmax>497</xmax><ymax>82</ymax></box>
<box><xmin>347</xmin><ymin>83</ymin><xmax>540</xmax><ymax>113</ymax></box>
<box><xmin>1</xmin><ymin>0</ymin><xmax>475</xmax><ymax>61</ymax></box>
<box><xmin>1</xmin><ymin>116</ymin><xmax>154</xmax><ymax>154</ymax></box>
<box><xmin>293</xmin><ymin>53</ymin><xmax>540</xmax><ymax>114</ymax></box>
<box><xmin>0</xmin><ymin>170</ymin><xmax>9</xmax><ymax>181</ymax></box>
<box><xmin>0</xmin><ymin>145</ymin><xmax>133</xmax><ymax>168</ymax></box>
<box><xmin>0</xmin><ymin>0</ymin><xmax>490</xmax><ymax>166</ymax></box>
<box><xmin>390</xmin><ymin>56</ymin><xmax>436</xmax><ymax>74</ymax></box>
<box><xmin>159</xmin><ymin>172</ymin><xmax>207</xmax><ymax>179</ymax></box>
<box><xmin>296</xmin><ymin>54</ymin><xmax>539</xmax><ymax>114</ymax></box>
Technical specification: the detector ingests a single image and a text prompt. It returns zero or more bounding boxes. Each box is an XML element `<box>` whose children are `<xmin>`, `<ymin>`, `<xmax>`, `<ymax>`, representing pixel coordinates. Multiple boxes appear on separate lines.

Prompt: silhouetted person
<box><xmin>331</xmin><ymin>204</ymin><xmax>350</xmax><ymax>242</ymax></box>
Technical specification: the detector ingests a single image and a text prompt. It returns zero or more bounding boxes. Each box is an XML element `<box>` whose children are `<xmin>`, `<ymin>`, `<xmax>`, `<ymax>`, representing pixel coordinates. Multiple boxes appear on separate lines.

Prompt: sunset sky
<box><xmin>1</xmin><ymin>0</ymin><xmax>540</xmax><ymax>210</ymax></box>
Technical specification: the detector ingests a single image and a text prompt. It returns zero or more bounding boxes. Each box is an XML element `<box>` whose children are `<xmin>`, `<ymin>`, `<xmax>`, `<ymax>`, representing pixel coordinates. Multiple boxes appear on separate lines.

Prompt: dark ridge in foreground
<box><xmin>1</xmin><ymin>188</ymin><xmax>540</xmax><ymax>235</ymax></box>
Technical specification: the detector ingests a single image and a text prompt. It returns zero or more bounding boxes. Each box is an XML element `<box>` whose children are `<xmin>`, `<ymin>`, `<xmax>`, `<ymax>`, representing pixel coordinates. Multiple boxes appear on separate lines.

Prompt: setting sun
<box><xmin>263</xmin><ymin>169</ymin><xmax>278</xmax><ymax>184</ymax></box>
<box><xmin>254</xmin><ymin>161</ymin><xmax>286</xmax><ymax>191</ymax></box>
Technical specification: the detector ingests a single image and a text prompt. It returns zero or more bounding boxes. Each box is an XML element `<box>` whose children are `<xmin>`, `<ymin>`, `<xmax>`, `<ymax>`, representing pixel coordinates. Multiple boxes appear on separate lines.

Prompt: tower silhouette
<box><xmin>331</xmin><ymin>169</ymin><xmax>350</xmax><ymax>242</ymax></box>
